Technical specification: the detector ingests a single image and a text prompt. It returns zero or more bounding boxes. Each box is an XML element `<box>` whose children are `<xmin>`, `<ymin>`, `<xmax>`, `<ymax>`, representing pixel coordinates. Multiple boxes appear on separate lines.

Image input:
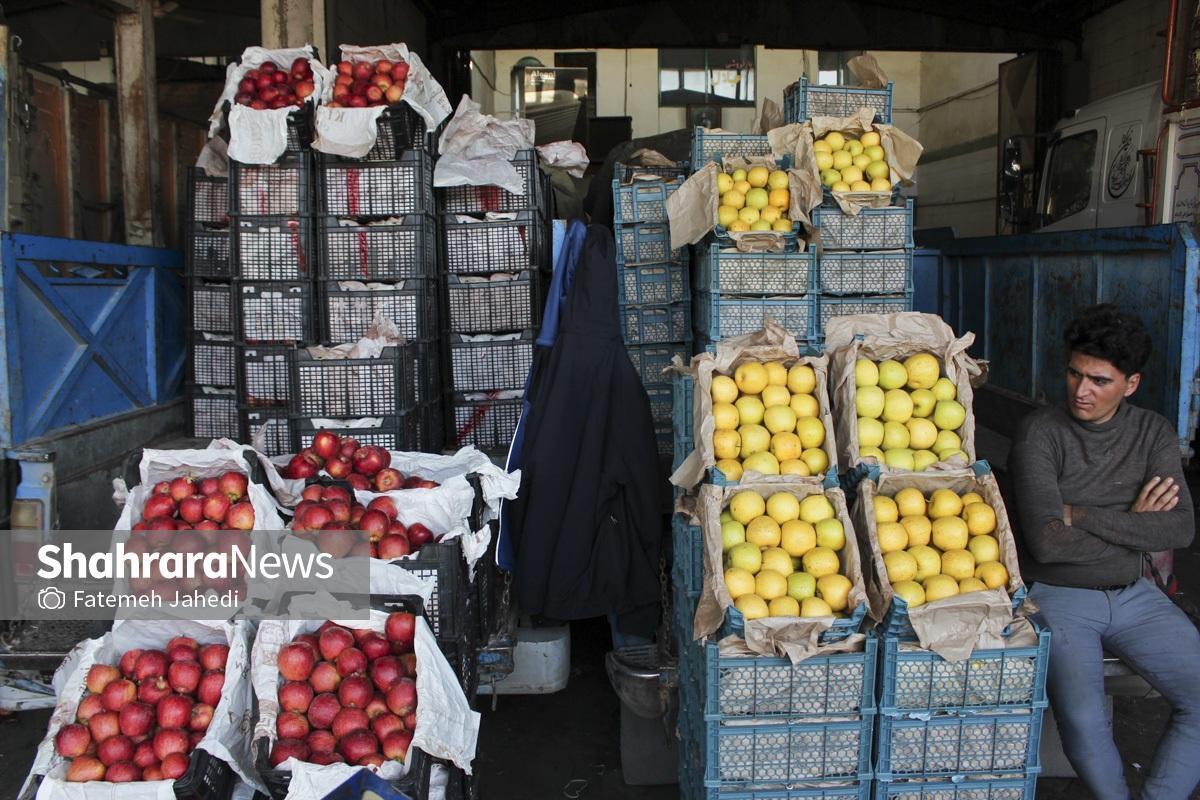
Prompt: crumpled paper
<box><xmin>847</xmin><ymin>53</ymin><xmax>889</xmax><ymax>89</ymax></box>
<box><xmin>824</xmin><ymin>312</ymin><xmax>986</xmax><ymax>473</ymax></box>
<box><xmin>536</xmin><ymin>140</ymin><xmax>588</xmax><ymax>178</ymax></box>
<box><xmin>434</xmin><ymin>95</ymin><xmax>535</xmax><ymax>194</ymax></box>
<box><xmin>851</xmin><ymin>470</ymin><xmax>1028</xmax><ymax>661</ymax></box>
<box><xmin>756</xmin><ymin>98</ymin><xmax>783</xmax><ymax>134</ymax></box>
<box><xmin>22</xmin><ymin>620</ymin><xmax>261</xmax><ymax>800</ymax></box>
<box><xmin>803</xmin><ymin>108</ymin><xmax>924</xmax><ymax>216</ymax></box>
<box><xmin>195</xmin><ymin>136</ymin><xmax>230</xmax><ymax>179</ymax></box>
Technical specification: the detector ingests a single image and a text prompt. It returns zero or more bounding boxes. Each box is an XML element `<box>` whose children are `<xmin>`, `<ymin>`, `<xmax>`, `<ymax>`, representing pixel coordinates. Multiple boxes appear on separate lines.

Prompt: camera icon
<box><xmin>37</xmin><ymin>587</ymin><xmax>66</xmax><ymax>611</ymax></box>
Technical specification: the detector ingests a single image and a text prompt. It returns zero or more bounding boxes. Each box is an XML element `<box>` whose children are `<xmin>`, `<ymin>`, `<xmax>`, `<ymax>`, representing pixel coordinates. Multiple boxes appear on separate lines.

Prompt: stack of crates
<box><xmin>690</xmin><ymin>129</ymin><xmax>817</xmax><ymax>350</ymax></box>
<box><xmin>439</xmin><ymin>149</ymin><xmax>551</xmax><ymax>455</ymax></box>
<box><xmin>307</xmin><ymin>107</ymin><xmax>443</xmax><ymax>452</ymax></box>
<box><xmin>612</xmin><ymin>160</ymin><xmax>691</xmax><ymax>461</ymax></box>
<box><xmin>185</xmin><ymin>167</ymin><xmax>239</xmax><ymax>441</ymax></box>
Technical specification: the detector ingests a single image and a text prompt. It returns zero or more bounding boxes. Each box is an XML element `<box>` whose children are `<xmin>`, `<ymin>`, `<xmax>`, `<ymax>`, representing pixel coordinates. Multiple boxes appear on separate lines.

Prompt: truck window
<box><xmin>1043</xmin><ymin>131</ymin><xmax>1098</xmax><ymax>224</ymax></box>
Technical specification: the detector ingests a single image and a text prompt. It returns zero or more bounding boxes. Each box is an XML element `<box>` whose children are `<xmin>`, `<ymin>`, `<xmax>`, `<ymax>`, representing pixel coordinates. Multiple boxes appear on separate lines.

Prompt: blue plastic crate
<box><xmin>708</xmin><ymin>785</ymin><xmax>873</xmax><ymax>800</ymax></box>
<box><xmin>655</xmin><ymin>421</ymin><xmax>673</xmax><ymax>458</ymax></box>
<box><xmin>880</xmin><ymin>585</ymin><xmax>1028</xmax><ymax>642</ymax></box>
<box><xmin>673</xmin><ymin>372</ymin><xmax>694</xmax><ymax>439</ymax></box>
<box><xmin>613</xmin><ymin>176</ymin><xmax>686</xmax><ymax>224</ymax></box>
<box><xmin>629</xmin><ymin>342</ymin><xmax>691</xmax><ymax>387</ymax></box>
<box><xmin>723</xmin><ymin>599</ymin><xmax>868</xmax><ymax>645</ymax></box>
<box><xmin>875</xmin><ymin>708</ymin><xmax>1044</xmax><ymax>781</ymax></box>
<box><xmin>703</xmin><ymin>714</ymin><xmax>874</xmax><ymax>787</ymax></box>
<box><xmin>695</xmin><ymin>292</ymin><xmax>815</xmax><ymax>343</ymax></box>
<box><xmin>873</xmin><ymin>772</ymin><xmax>1040</xmax><ymax>800</ymax></box>
<box><xmin>878</xmin><ymin>627</ymin><xmax>1050</xmax><ymax>715</ymax></box>
<box><xmin>622</xmin><ymin>302</ymin><xmax>691</xmax><ymax>345</ymax></box>
<box><xmin>674</xmin><ymin>430</ymin><xmax>693</xmax><ymax>472</ymax></box>
<box><xmin>692</xmin><ymin>128</ymin><xmax>774</xmax><ymax>170</ymax></box>
<box><xmin>703</xmin><ymin>634</ymin><xmax>877</xmax><ymax>721</ymax></box>
<box><xmin>816</xmin><ymin>294</ymin><xmax>912</xmax><ymax>340</ymax></box>
<box><xmin>616</xmin><ymin>222</ymin><xmax>684</xmax><ymax>264</ymax></box>
<box><xmin>618</xmin><ymin>261</ymin><xmax>690</xmax><ymax>305</ymax></box>
<box><xmin>818</xmin><ymin>251</ymin><xmax>913</xmax><ymax>296</ymax></box>
<box><xmin>813</xmin><ymin>201</ymin><xmax>914</xmax><ymax>250</ymax></box>
<box><xmin>713</xmin><ymin>222</ymin><xmax>806</xmax><ymax>252</ymax></box>
<box><xmin>697</xmin><ymin>243</ymin><xmax>814</xmax><ymax>296</ymax></box>
<box><xmin>673</xmin><ymin>515</ymin><xmax>703</xmax><ymax>598</ymax></box>
<box><xmin>646</xmin><ymin>383</ymin><xmax>673</xmax><ymax>424</ymax></box>
<box><xmin>784</xmin><ymin>77</ymin><xmax>894</xmax><ymax>124</ymax></box>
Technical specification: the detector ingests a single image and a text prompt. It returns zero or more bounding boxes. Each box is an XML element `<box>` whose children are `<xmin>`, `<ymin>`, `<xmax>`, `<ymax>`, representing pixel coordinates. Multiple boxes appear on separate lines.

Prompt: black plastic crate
<box><xmin>446</xmin><ymin>272</ymin><xmax>542</xmax><ymax>334</ymax></box>
<box><xmin>448</xmin><ymin>331</ymin><xmax>534</xmax><ymax>393</ymax></box>
<box><xmin>186</xmin><ymin>224</ymin><xmax>232</xmax><ymax>279</ymax></box>
<box><xmin>237</xmin><ymin>344</ymin><xmax>293</xmax><ymax>406</ymax></box>
<box><xmin>186</xmin><ymin>168</ymin><xmax>229</xmax><ymax>225</ymax></box>
<box><xmin>292</xmin><ymin>408</ymin><xmax>430</xmax><ymax>452</ymax></box>
<box><xmin>188</xmin><ymin>333</ymin><xmax>236</xmax><ymax>388</ymax></box>
<box><xmin>318</xmin><ymin>213</ymin><xmax>437</xmax><ymax>280</ymax></box>
<box><xmin>240</xmin><ymin>405</ymin><xmax>292</xmax><ymax>457</ymax></box>
<box><xmin>318</xmin><ymin>148</ymin><xmax>434</xmax><ymax>218</ymax></box>
<box><xmin>378</xmin><ymin>543</ymin><xmax>469</xmax><ymax>641</ymax></box>
<box><xmin>319</xmin><ymin>104</ymin><xmax>430</xmax><ymax>162</ymax></box>
<box><xmin>19</xmin><ymin>749</ymin><xmax>235</xmax><ymax>800</ymax></box>
<box><xmin>188</xmin><ymin>279</ymin><xmax>235</xmax><ymax>335</ymax></box>
<box><xmin>187</xmin><ymin>386</ymin><xmax>239</xmax><ymax>441</ymax></box>
<box><xmin>290</xmin><ymin>341</ymin><xmax>427</xmax><ymax>417</ymax></box>
<box><xmin>232</xmin><ymin>216</ymin><xmax>314</xmax><ymax>280</ymax></box>
<box><xmin>441</xmin><ymin>210</ymin><xmax>548</xmax><ymax>275</ymax></box>
<box><xmin>229</xmin><ymin>156</ymin><xmax>313</xmax><ymax>216</ymax></box>
<box><xmin>451</xmin><ymin>395</ymin><xmax>523</xmax><ymax>453</ymax></box>
<box><xmin>438</xmin><ymin>150</ymin><xmax>544</xmax><ymax>215</ymax></box>
<box><xmin>615</xmin><ymin>161</ymin><xmax>689</xmax><ymax>183</ymax></box>
<box><xmin>236</xmin><ymin>281</ymin><xmax>316</xmax><ymax>345</ymax></box>
<box><xmin>320</xmin><ymin>277</ymin><xmax>439</xmax><ymax>343</ymax></box>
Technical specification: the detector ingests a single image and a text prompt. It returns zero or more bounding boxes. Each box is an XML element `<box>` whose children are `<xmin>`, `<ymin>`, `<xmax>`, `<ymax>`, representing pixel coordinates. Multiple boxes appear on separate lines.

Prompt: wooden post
<box><xmin>113</xmin><ymin>0</ymin><xmax>161</xmax><ymax>246</ymax></box>
<box><xmin>261</xmin><ymin>0</ymin><xmax>317</xmax><ymax>50</ymax></box>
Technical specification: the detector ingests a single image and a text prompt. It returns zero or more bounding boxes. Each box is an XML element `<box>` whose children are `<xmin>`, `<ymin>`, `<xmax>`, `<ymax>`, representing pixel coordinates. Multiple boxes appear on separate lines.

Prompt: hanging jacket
<box><xmin>505</xmin><ymin>224</ymin><xmax>662</xmax><ymax>638</ymax></box>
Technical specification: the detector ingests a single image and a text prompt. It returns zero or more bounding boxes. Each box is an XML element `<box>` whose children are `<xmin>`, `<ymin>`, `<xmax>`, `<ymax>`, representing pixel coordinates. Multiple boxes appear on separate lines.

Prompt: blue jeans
<box><xmin>1030</xmin><ymin>579</ymin><xmax>1200</xmax><ymax>800</ymax></box>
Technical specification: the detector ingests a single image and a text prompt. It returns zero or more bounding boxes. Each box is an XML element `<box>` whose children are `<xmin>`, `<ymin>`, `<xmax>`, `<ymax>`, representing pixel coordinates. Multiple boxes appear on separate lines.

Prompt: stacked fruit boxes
<box><xmin>440</xmin><ymin>149</ymin><xmax>551</xmax><ymax>455</ymax></box>
<box><xmin>612</xmin><ymin>160</ymin><xmax>691</xmax><ymax>461</ymax></box>
<box><xmin>185</xmin><ymin>167</ymin><xmax>239</xmax><ymax>441</ymax></box>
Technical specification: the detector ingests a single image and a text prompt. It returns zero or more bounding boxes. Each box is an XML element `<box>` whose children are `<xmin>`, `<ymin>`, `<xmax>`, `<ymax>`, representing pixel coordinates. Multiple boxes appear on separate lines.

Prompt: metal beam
<box><xmin>62</xmin><ymin>0</ymin><xmax>142</xmax><ymax>19</ymax></box>
<box><xmin>113</xmin><ymin>0</ymin><xmax>162</xmax><ymax>246</ymax></box>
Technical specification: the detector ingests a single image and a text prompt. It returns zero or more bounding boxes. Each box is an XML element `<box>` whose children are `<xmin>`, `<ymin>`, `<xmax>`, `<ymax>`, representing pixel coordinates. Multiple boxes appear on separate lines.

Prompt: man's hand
<box><xmin>1132</xmin><ymin>476</ymin><xmax>1180</xmax><ymax>512</ymax></box>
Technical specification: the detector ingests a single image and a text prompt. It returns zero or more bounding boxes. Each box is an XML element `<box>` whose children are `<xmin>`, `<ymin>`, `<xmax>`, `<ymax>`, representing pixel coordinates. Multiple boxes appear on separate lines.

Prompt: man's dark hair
<box><xmin>1065</xmin><ymin>304</ymin><xmax>1152</xmax><ymax>376</ymax></box>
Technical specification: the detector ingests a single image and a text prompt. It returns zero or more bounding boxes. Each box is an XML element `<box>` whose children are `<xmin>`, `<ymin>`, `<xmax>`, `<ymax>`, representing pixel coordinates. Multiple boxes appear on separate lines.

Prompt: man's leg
<box><xmin>1031</xmin><ymin>583</ymin><xmax>1131</xmax><ymax>800</ymax></box>
<box><xmin>1103</xmin><ymin>579</ymin><xmax>1200</xmax><ymax>800</ymax></box>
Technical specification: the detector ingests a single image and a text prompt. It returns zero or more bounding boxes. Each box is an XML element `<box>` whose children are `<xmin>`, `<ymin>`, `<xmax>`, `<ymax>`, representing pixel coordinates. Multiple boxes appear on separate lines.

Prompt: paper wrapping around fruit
<box><xmin>22</xmin><ymin>620</ymin><xmax>260</xmax><ymax>799</ymax></box>
<box><xmin>846</xmin><ymin>53</ymin><xmax>889</xmax><ymax>89</ymax></box>
<box><xmin>852</xmin><ymin>470</ymin><xmax>1032</xmax><ymax>661</ymax></box>
<box><xmin>434</xmin><ymin>95</ymin><xmax>536</xmax><ymax>195</ymax></box>
<box><xmin>691</xmin><ymin>481</ymin><xmax>870</xmax><ymax>663</ymax></box>
<box><xmin>670</xmin><ymin>321</ymin><xmax>838</xmax><ymax>490</ymax></box>
<box><xmin>825</xmin><ymin>312</ymin><xmax>984</xmax><ymax>474</ymax></box>
<box><xmin>536</xmin><ymin>141</ymin><xmax>589</xmax><ymax>178</ymax></box>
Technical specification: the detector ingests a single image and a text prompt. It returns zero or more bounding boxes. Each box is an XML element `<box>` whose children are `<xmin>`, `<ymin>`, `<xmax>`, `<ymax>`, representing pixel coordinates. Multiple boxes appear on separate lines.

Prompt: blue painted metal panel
<box><xmin>911</xmin><ymin>248</ymin><xmax>942</xmax><ymax>315</ymax></box>
<box><xmin>937</xmin><ymin>224</ymin><xmax>1200</xmax><ymax>456</ymax></box>
<box><xmin>0</xmin><ymin>234</ymin><xmax>184</xmax><ymax>447</ymax></box>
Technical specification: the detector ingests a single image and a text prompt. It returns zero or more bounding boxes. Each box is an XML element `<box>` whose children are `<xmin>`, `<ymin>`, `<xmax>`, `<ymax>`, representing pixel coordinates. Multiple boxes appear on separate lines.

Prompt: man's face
<box><xmin>1066</xmin><ymin>352</ymin><xmax>1140</xmax><ymax>423</ymax></box>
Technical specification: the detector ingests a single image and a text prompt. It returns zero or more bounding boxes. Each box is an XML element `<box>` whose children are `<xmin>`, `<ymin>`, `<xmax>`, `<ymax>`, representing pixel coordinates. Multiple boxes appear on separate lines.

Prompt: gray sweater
<box><xmin>1010</xmin><ymin>401</ymin><xmax>1195</xmax><ymax>588</ymax></box>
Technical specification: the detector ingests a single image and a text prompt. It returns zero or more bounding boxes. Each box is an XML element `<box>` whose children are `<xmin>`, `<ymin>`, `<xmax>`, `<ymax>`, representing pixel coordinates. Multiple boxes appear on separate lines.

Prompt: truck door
<box><xmin>1098</xmin><ymin>120</ymin><xmax>1143</xmax><ymax>227</ymax></box>
<box><xmin>1038</xmin><ymin>120</ymin><xmax>1104</xmax><ymax>231</ymax></box>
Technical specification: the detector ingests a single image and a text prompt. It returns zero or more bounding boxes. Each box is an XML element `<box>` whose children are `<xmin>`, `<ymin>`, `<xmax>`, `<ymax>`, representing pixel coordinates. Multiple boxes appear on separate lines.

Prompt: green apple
<box><xmin>787</xmin><ymin>571</ymin><xmax>817</xmax><ymax>602</ymax></box>
<box><xmin>726</xmin><ymin>542</ymin><xmax>762</xmax><ymax>573</ymax></box>
<box><xmin>721</xmin><ymin>520</ymin><xmax>746</xmax><ymax>552</ymax></box>
<box><xmin>910</xmin><ymin>389</ymin><xmax>936</xmax><ymax>418</ymax></box>
<box><xmin>856</xmin><ymin>385</ymin><xmax>885</xmax><ymax>419</ymax></box>
<box><xmin>877</xmin><ymin>360</ymin><xmax>908</xmax><ymax>390</ymax></box>
<box><xmin>933</xmin><ymin>400</ymin><xmax>967</xmax><ymax>431</ymax></box>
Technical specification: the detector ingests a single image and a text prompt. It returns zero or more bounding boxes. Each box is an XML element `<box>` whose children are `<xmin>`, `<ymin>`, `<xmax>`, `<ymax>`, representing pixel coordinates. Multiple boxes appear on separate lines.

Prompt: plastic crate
<box><xmin>187</xmin><ymin>386</ymin><xmax>238</xmax><ymax>440</ymax></box>
<box><xmin>438</xmin><ymin>150</ymin><xmax>544</xmax><ymax>215</ymax></box>
<box><xmin>290</xmin><ymin>342</ymin><xmax>428</xmax><ymax>417</ymax></box>
<box><xmin>442</xmin><ymin>211</ymin><xmax>548</xmax><ymax>275</ymax></box>
<box><xmin>694</xmin><ymin>292</ymin><xmax>814</xmax><ymax>343</ymax></box>
<box><xmin>627</xmin><ymin>342</ymin><xmax>690</xmax><ymax>386</ymax></box>
<box><xmin>703</xmin><ymin>715</ymin><xmax>875</xmax><ymax>787</ymax></box>
<box><xmin>816</xmin><ymin>295</ymin><xmax>912</xmax><ymax>339</ymax></box>
<box><xmin>189</xmin><ymin>279</ymin><xmax>235</xmax><ymax>335</ymax></box>
<box><xmin>292</xmin><ymin>410</ymin><xmax>429</xmax><ymax>453</ymax></box>
<box><xmin>319</xmin><ymin>149</ymin><xmax>435</xmax><ymax>218</ymax></box>
<box><xmin>451</xmin><ymin>395</ymin><xmax>522</xmax><ymax>453</ymax></box>
<box><xmin>229</xmin><ymin>157</ymin><xmax>313</xmax><ymax>216</ymax></box>
<box><xmin>672</xmin><ymin>514</ymin><xmax>702</xmax><ymax>597</ymax></box>
<box><xmin>873</xmin><ymin>772</ymin><xmax>1040</xmax><ymax>800</ymax></box>
<box><xmin>617</xmin><ymin>261</ymin><xmax>690</xmax><ymax>305</ymax></box>
<box><xmin>188</xmin><ymin>333</ymin><xmax>236</xmax><ymax>388</ymax></box>
<box><xmin>318</xmin><ymin>214</ymin><xmax>437</xmax><ymax>280</ymax></box>
<box><xmin>614</xmin><ymin>222</ymin><xmax>683</xmax><ymax>264</ymax></box>
<box><xmin>616</xmin><ymin>161</ymin><xmax>689</xmax><ymax>183</ymax></box>
<box><xmin>232</xmin><ymin>216</ymin><xmax>314</xmax><ymax>280</ymax></box>
<box><xmin>673</xmin><ymin>372</ymin><xmax>694</xmax><ymax>441</ymax></box>
<box><xmin>813</xmin><ymin>200</ymin><xmax>914</xmax><ymax>250</ymax></box>
<box><xmin>240</xmin><ymin>405</ymin><xmax>292</xmax><ymax>457</ymax></box>
<box><xmin>186</xmin><ymin>168</ymin><xmax>229</xmax><ymax>225</ymax></box>
<box><xmin>722</xmin><ymin>598</ymin><xmax>867</xmax><ymax>646</ymax></box>
<box><xmin>878</xmin><ymin>629</ymin><xmax>1050</xmax><ymax>715</ymax></box>
<box><xmin>697</xmin><ymin>244</ymin><xmax>814</xmax><ymax>296</ymax></box>
<box><xmin>321</xmin><ymin>278</ymin><xmax>439</xmax><ymax>344</ymax></box>
<box><xmin>449</xmin><ymin>331</ymin><xmax>534</xmax><ymax>393</ymax></box>
<box><xmin>645</xmin><ymin>384</ymin><xmax>673</xmax><ymax>424</ymax></box>
<box><xmin>316</xmin><ymin>104</ymin><xmax>429</xmax><ymax>162</ymax></box>
<box><xmin>186</xmin><ymin>225</ymin><xmax>232</xmax><ymax>279</ymax></box>
<box><xmin>784</xmin><ymin>77</ymin><xmax>894</xmax><ymax>124</ymax></box>
<box><xmin>446</xmin><ymin>272</ymin><xmax>542</xmax><ymax>334</ymax></box>
<box><xmin>876</xmin><ymin>709</ymin><xmax>1044</xmax><ymax>780</ymax></box>
<box><xmin>621</xmin><ymin>303</ymin><xmax>691</xmax><ymax>345</ymax></box>
<box><xmin>654</xmin><ymin>421</ymin><xmax>673</xmax><ymax>458</ymax></box>
<box><xmin>691</xmin><ymin>128</ymin><xmax>772</xmax><ymax>169</ymax></box>
<box><xmin>378</xmin><ymin>545</ymin><xmax>469</xmax><ymax>642</ymax></box>
<box><xmin>817</xmin><ymin>251</ymin><xmax>913</xmax><ymax>296</ymax></box>
<box><xmin>237</xmin><ymin>344</ymin><xmax>292</xmax><ymax>406</ymax></box>
<box><xmin>880</xmin><ymin>586</ymin><xmax>1028</xmax><ymax>643</ymax></box>
<box><xmin>236</xmin><ymin>281</ymin><xmax>316</xmax><ymax>345</ymax></box>
<box><xmin>612</xmin><ymin>176</ymin><xmax>685</xmax><ymax>224</ymax></box>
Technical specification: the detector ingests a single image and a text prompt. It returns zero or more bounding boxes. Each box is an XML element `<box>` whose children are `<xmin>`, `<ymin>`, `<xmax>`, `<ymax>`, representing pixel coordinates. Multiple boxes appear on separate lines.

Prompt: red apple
<box><xmin>377</xmin><ymin>534</ymin><xmax>411</xmax><ymax>560</ymax></box>
<box><xmin>97</xmin><ymin>734</ymin><xmax>135</xmax><ymax>766</ymax></box>
<box><xmin>227</xmin><ymin>501</ymin><xmax>255</xmax><ymax>530</ymax></box>
<box><xmin>86</xmin><ymin>664</ymin><xmax>121</xmax><ymax>695</ymax></box>
<box><xmin>367</xmin><ymin>496</ymin><xmax>397</xmax><ymax>520</ymax></box>
<box><xmin>307</xmin><ymin>693</ymin><xmax>341</xmax><ymax>729</ymax></box>
<box><xmin>309</xmin><ymin>662</ymin><xmax>342</xmax><ymax>694</ymax></box>
<box><xmin>55</xmin><ymin>723</ymin><xmax>91</xmax><ymax>757</ymax></box>
<box><xmin>318</xmin><ymin>627</ymin><xmax>355</xmax><ymax>662</ymax></box>
<box><xmin>374</xmin><ymin>59</ymin><xmax>393</xmax><ymax>74</ymax></box>
<box><xmin>277</xmin><ymin>710</ymin><xmax>310</xmax><ymax>740</ymax></box>
<box><xmin>352</xmin><ymin>61</ymin><xmax>374</xmax><ymax>81</ymax></box>
<box><xmin>168</xmin><ymin>634</ymin><xmax>198</xmax><ymax>656</ymax></box>
<box><xmin>339</xmin><ymin>729</ymin><xmax>379</xmax><ymax>763</ymax></box>
<box><xmin>360</xmin><ymin>634</ymin><xmax>391</xmax><ymax>662</ymax></box>
<box><xmin>199</xmin><ymin>477</ymin><xmax>219</xmax><ymax>496</ymax></box>
<box><xmin>398</xmin><ymin>653</ymin><xmax>418</xmax><ymax>678</ymax></box>
<box><xmin>331</xmin><ymin>707</ymin><xmax>370</xmax><ymax>739</ymax></box>
<box><xmin>358</xmin><ymin>510</ymin><xmax>389</xmax><ymax>542</ymax></box>
<box><xmin>134</xmin><ymin>650</ymin><xmax>168</xmax><ymax>682</ymax></box>
<box><xmin>325</xmin><ymin>499</ymin><xmax>352</xmax><ymax>524</ymax></box>
<box><xmin>249</xmin><ymin>99</ymin><xmax>268</xmax><ymax>110</ymax></box>
<box><xmin>77</xmin><ymin>693</ymin><xmax>105</xmax><ymax>722</ymax></box>
<box><xmin>305</xmin><ymin>729</ymin><xmax>336</xmax><ymax>756</ymax></box>
<box><xmin>364</xmin><ymin>85</ymin><xmax>384</xmax><ymax>103</ymax></box>
<box><xmin>119</xmin><ymin>701</ymin><xmax>155</xmax><ymax>738</ymax></box>
<box><xmin>406</xmin><ymin>523</ymin><xmax>433</xmax><ymax>547</ymax></box>
<box><xmin>301</xmin><ymin>484</ymin><xmax>324</xmax><ymax>503</ymax></box>
<box><xmin>198</xmin><ymin>670</ymin><xmax>225</xmax><ymax>707</ymax></box>
<box><xmin>347</xmin><ymin>472</ymin><xmax>371</xmax><ymax>489</ymax></box>
<box><xmin>238</xmin><ymin>77</ymin><xmax>256</xmax><ymax>95</ymax></box>
<box><xmin>102</xmin><ymin>679</ymin><xmax>137</xmax><ymax>711</ymax></box>
<box><xmin>269</xmin><ymin>738</ymin><xmax>309</xmax><ymax>767</ymax></box>
<box><xmin>339</xmin><ymin>438</ymin><xmax>360</xmax><ymax>458</ymax></box>
<box><xmin>313</xmin><ymin>430</ymin><xmax>341</xmax><ymax>461</ymax></box>
<box><xmin>352</xmin><ymin>447</ymin><xmax>388</xmax><ymax>477</ymax></box>
<box><xmin>198</xmin><ymin>643</ymin><xmax>229</xmax><ymax>671</ymax></box>
<box><xmin>311</xmin><ymin>751</ymin><xmax>345</xmax><ymax>765</ymax></box>
<box><xmin>385</xmin><ymin>612</ymin><xmax>416</xmax><ymax>648</ymax></box>
<box><xmin>382</xmin><ymin>729</ymin><xmax>413</xmax><ymax>762</ymax></box>
<box><xmin>392</xmin><ymin>62</ymin><xmax>410</xmax><ymax>80</ymax></box>
<box><xmin>285</xmin><ymin>455</ymin><xmax>318</xmax><ymax>480</ymax></box>
<box><xmin>365</xmin><ymin>694</ymin><xmax>389</xmax><ymax>719</ymax></box>
<box><xmin>371</xmin><ymin>73</ymin><xmax>393</xmax><ymax>91</ymax></box>
<box><xmin>133</xmin><ymin>740</ymin><xmax>157</xmax><ymax>768</ymax></box>
<box><xmin>168</xmin><ymin>660</ymin><xmax>202</xmax><ymax>694</ymax></box>
<box><xmin>336</xmin><ymin>648</ymin><xmax>368</xmax><ymax>677</ymax></box>
<box><xmin>152</xmin><ymin>727</ymin><xmax>189</xmax><ymax>761</ymax></box>
<box><xmin>177</xmin><ymin>496</ymin><xmax>205</xmax><ymax>524</ymax></box>
<box><xmin>138</xmin><ymin>676</ymin><xmax>171</xmax><ymax>705</ymax></box>
<box><xmin>291</xmin><ymin>56</ymin><xmax>310</xmax><ymax>74</ymax></box>
<box><xmin>66</xmin><ymin>755</ymin><xmax>106</xmax><ymax>782</ymax></box>
<box><xmin>337</xmin><ymin>61</ymin><xmax>353</xmax><ymax>76</ymax></box>
<box><xmin>302</xmin><ymin>505</ymin><xmax>334</xmax><ymax>531</ymax></box>
<box><xmin>278</xmin><ymin>643</ymin><xmax>316</xmax><ymax>682</ymax></box>
<box><xmin>295</xmin><ymin>633</ymin><xmax>320</xmax><ymax>650</ymax></box>
<box><xmin>259</xmin><ymin>61</ymin><xmax>277</xmax><ymax>75</ymax></box>
<box><xmin>142</xmin><ymin>763</ymin><xmax>164</xmax><ymax>780</ymax></box>
<box><xmin>369</xmin><ymin>657</ymin><xmax>403</xmax><ymax>694</ymax></box>
<box><xmin>326</xmin><ymin>456</ymin><xmax>352</xmax><ymax>479</ymax></box>
<box><xmin>403</xmin><ymin>710</ymin><xmax>417</xmax><ymax>732</ymax></box>
<box><xmin>88</xmin><ymin>711</ymin><xmax>121</xmax><ymax>742</ymax></box>
<box><xmin>371</xmin><ymin>713</ymin><xmax>404</xmax><ymax>741</ymax></box>
<box><xmin>156</xmin><ymin>694</ymin><xmax>193</xmax><ymax>730</ymax></box>
<box><xmin>190</xmin><ymin>703</ymin><xmax>214</xmax><ymax>732</ymax></box>
<box><xmin>386</xmin><ymin>678</ymin><xmax>417</xmax><ymax>716</ymax></box>
<box><xmin>203</xmin><ymin>494</ymin><xmax>231</xmax><ymax>523</ymax></box>
<box><xmin>279</xmin><ymin>680</ymin><xmax>314</xmax><ymax>713</ymax></box>
<box><xmin>142</xmin><ymin>494</ymin><xmax>176</xmax><ymax>521</ymax></box>
<box><xmin>169</xmin><ymin>477</ymin><xmax>195</xmax><ymax>502</ymax></box>
<box><xmin>385</xmin><ymin>83</ymin><xmax>405</xmax><ymax>104</ymax></box>
<box><xmin>106</xmin><ymin>760</ymin><xmax>141</xmax><ymax>783</ymax></box>
<box><xmin>161</xmin><ymin>751</ymin><xmax>190</xmax><ymax>779</ymax></box>
<box><xmin>339</xmin><ymin>675</ymin><xmax>374</xmax><ymax>709</ymax></box>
